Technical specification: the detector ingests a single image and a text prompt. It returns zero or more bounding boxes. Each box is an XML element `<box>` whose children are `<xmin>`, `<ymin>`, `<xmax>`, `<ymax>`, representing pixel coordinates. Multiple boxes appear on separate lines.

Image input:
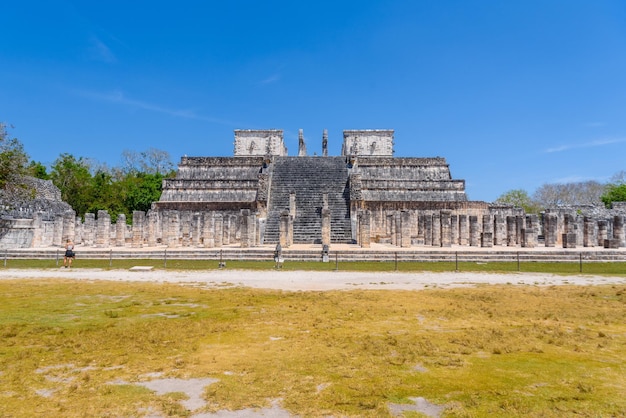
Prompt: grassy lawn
<box><xmin>1</xmin><ymin>279</ymin><xmax>625</xmax><ymax>417</ymax></box>
<box><xmin>2</xmin><ymin>258</ymin><xmax>626</xmax><ymax>275</ymax></box>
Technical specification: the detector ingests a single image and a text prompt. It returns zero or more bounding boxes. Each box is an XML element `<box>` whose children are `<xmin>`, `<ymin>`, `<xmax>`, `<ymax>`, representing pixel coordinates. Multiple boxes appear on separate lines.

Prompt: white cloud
<box><xmin>88</xmin><ymin>36</ymin><xmax>116</xmax><ymax>63</ymax></box>
<box><xmin>259</xmin><ymin>74</ymin><xmax>281</xmax><ymax>85</ymax></box>
<box><xmin>75</xmin><ymin>89</ymin><xmax>234</xmax><ymax>125</ymax></box>
<box><xmin>544</xmin><ymin>138</ymin><xmax>626</xmax><ymax>153</ymax></box>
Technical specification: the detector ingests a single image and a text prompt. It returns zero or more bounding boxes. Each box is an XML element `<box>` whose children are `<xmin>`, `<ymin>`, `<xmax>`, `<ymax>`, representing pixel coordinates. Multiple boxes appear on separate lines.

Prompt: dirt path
<box><xmin>0</xmin><ymin>268</ymin><xmax>624</xmax><ymax>290</ymax></box>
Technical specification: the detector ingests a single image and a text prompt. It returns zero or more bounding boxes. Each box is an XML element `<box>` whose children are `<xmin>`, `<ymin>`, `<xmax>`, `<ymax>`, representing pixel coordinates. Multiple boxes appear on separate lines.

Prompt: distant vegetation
<box><xmin>0</xmin><ymin>122</ymin><xmax>175</xmax><ymax>222</ymax></box>
<box><xmin>495</xmin><ymin>174</ymin><xmax>625</xmax><ymax>212</ymax></box>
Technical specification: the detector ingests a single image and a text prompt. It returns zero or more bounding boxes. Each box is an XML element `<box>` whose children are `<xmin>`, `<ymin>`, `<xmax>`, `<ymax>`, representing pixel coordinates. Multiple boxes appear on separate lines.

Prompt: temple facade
<box><xmin>2</xmin><ymin>129</ymin><xmax>625</xmax><ymax>250</ymax></box>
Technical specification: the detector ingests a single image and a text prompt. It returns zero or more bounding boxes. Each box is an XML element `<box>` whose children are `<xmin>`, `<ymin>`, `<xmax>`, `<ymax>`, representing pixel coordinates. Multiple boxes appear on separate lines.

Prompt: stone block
<box><xmin>562</xmin><ymin>233</ymin><xmax>577</xmax><ymax>249</ymax></box>
<box><xmin>604</xmin><ymin>238</ymin><xmax>621</xmax><ymax>249</ymax></box>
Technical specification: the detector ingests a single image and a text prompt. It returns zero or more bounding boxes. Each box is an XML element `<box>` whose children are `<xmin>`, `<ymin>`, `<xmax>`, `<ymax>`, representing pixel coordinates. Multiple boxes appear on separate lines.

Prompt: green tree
<box><xmin>50</xmin><ymin>153</ymin><xmax>93</xmax><ymax>216</ymax></box>
<box><xmin>601</xmin><ymin>183</ymin><xmax>626</xmax><ymax>208</ymax></box>
<box><xmin>0</xmin><ymin>123</ymin><xmax>29</xmax><ymax>189</ymax></box>
<box><xmin>123</xmin><ymin>172</ymin><xmax>166</xmax><ymax>214</ymax></box>
<box><xmin>494</xmin><ymin>189</ymin><xmax>541</xmax><ymax>213</ymax></box>
<box><xmin>28</xmin><ymin>161</ymin><xmax>50</xmax><ymax>180</ymax></box>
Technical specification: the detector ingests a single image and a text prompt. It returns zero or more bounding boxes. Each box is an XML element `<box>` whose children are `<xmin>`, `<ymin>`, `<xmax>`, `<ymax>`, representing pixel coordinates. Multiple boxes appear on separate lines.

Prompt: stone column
<box><xmin>432</xmin><ymin>213</ymin><xmax>441</xmax><ymax>247</ymax></box>
<box><xmin>181</xmin><ymin>212</ymin><xmax>191</xmax><ymax>247</ymax></box>
<box><xmin>214</xmin><ymin>214</ymin><xmax>223</xmax><ymax>247</ymax></box>
<box><xmin>116</xmin><ymin>214</ymin><xmax>127</xmax><ymax>246</ymax></box>
<box><xmin>358</xmin><ymin>210</ymin><xmax>371</xmax><ymax>248</ymax></box>
<box><xmin>147</xmin><ymin>210</ymin><xmax>157</xmax><ymax>247</ymax></box>
<box><xmin>96</xmin><ymin>210</ymin><xmax>111</xmax><ymax>247</ymax></box>
<box><xmin>440</xmin><ymin>210</ymin><xmax>452</xmax><ymax>247</ymax></box>
<box><xmin>230</xmin><ymin>214</ymin><xmax>239</xmax><ymax>243</ymax></box>
<box><xmin>516</xmin><ymin>216</ymin><xmax>525</xmax><ymax>245</ymax></box>
<box><xmin>597</xmin><ymin>220</ymin><xmax>608</xmax><ymax>247</ymax></box>
<box><xmin>417</xmin><ymin>213</ymin><xmax>425</xmax><ymax>245</ymax></box>
<box><xmin>544</xmin><ymin>213</ymin><xmax>557</xmax><ymax>247</ymax></box>
<box><xmin>61</xmin><ymin>210</ymin><xmax>76</xmax><ymax>244</ymax></box>
<box><xmin>583</xmin><ymin>217</ymin><xmax>597</xmax><ymax>247</ymax></box>
<box><xmin>279</xmin><ymin>210</ymin><xmax>291</xmax><ymax>247</ymax></box>
<box><xmin>450</xmin><ymin>214</ymin><xmax>458</xmax><ymax>246</ymax></box>
<box><xmin>493</xmin><ymin>215</ymin><xmax>505</xmax><ymax>246</ymax></box>
<box><xmin>322</xmin><ymin>207</ymin><xmax>331</xmax><ymax>247</ymax></box>
<box><xmin>132</xmin><ymin>211</ymin><xmax>145</xmax><ymax>248</ymax></box>
<box><xmin>191</xmin><ymin>213</ymin><xmax>202</xmax><ymax>247</ymax></box>
<box><xmin>458</xmin><ymin>215</ymin><xmax>468</xmax><ymax>246</ymax></box>
<box><xmin>395</xmin><ymin>212</ymin><xmax>402</xmax><ymax>247</ymax></box>
<box><xmin>469</xmin><ymin>216</ymin><xmax>479</xmax><ymax>246</ymax></box>
<box><xmin>522</xmin><ymin>214</ymin><xmax>538</xmax><ymax>248</ymax></box>
<box><xmin>401</xmin><ymin>211</ymin><xmax>412</xmax><ymax>248</ymax></box>
<box><xmin>424</xmin><ymin>213</ymin><xmax>433</xmax><ymax>246</ymax></box>
<box><xmin>290</xmin><ymin>193</ymin><xmax>297</xmax><ymax>219</ymax></box>
<box><xmin>614</xmin><ymin>215</ymin><xmax>625</xmax><ymax>247</ymax></box>
<box><xmin>562</xmin><ymin>214</ymin><xmax>577</xmax><ymax>248</ymax></box>
<box><xmin>83</xmin><ymin>213</ymin><xmax>95</xmax><ymax>246</ymax></box>
<box><xmin>32</xmin><ymin>212</ymin><xmax>43</xmax><ymax>247</ymax></box>
<box><xmin>239</xmin><ymin>209</ymin><xmax>251</xmax><ymax>248</ymax></box>
<box><xmin>505</xmin><ymin>216</ymin><xmax>516</xmax><ymax>246</ymax></box>
<box><xmin>166</xmin><ymin>211</ymin><xmax>180</xmax><ymax>248</ymax></box>
<box><xmin>481</xmin><ymin>214</ymin><xmax>493</xmax><ymax>247</ymax></box>
<box><xmin>203</xmin><ymin>212</ymin><xmax>215</xmax><ymax>248</ymax></box>
<box><xmin>222</xmin><ymin>215</ymin><xmax>230</xmax><ymax>245</ymax></box>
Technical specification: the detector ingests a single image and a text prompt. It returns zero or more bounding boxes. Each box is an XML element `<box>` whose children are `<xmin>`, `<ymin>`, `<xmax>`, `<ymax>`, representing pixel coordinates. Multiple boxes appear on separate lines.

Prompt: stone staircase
<box><xmin>264</xmin><ymin>157</ymin><xmax>352</xmax><ymax>244</ymax></box>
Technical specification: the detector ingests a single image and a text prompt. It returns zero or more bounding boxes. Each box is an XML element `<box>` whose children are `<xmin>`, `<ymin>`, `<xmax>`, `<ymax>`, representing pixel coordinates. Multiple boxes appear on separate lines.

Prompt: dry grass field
<box><xmin>1</xmin><ymin>278</ymin><xmax>625</xmax><ymax>417</ymax></box>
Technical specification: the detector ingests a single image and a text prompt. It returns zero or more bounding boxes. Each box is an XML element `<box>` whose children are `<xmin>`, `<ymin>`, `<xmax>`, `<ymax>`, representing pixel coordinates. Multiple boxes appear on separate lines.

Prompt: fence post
<box><xmin>580</xmin><ymin>252</ymin><xmax>583</xmax><ymax>273</ymax></box>
<box><xmin>335</xmin><ymin>252</ymin><xmax>338</xmax><ymax>271</ymax></box>
<box><xmin>109</xmin><ymin>249</ymin><xmax>113</xmax><ymax>267</ymax></box>
<box><xmin>164</xmin><ymin>249</ymin><xmax>167</xmax><ymax>268</ymax></box>
<box><xmin>517</xmin><ymin>251</ymin><xmax>520</xmax><ymax>272</ymax></box>
<box><xmin>4</xmin><ymin>249</ymin><xmax>6</xmax><ymax>267</ymax></box>
<box><xmin>56</xmin><ymin>249</ymin><xmax>59</xmax><ymax>267</ymax></box>
<box><xmin>395</xmin><ymin>252</ymin><xmax>398</xmax><ymax>271</ymax></box>
<box><xmin>455</xmin><ymin>251</ymin><xmax>458</xmax><ymax>272</ymax></box>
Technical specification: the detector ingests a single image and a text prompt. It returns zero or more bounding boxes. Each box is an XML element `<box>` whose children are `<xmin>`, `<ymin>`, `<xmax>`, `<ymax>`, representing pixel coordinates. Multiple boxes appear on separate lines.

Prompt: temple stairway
<box><xmin>263</xmin><ymin>156</ymin><xmax>352</xmax><ymax>244</ymax></box>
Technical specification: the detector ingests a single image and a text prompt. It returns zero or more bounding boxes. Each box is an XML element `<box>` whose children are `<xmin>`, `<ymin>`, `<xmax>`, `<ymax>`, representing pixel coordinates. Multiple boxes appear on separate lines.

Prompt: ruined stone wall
<box><xmin>233</xmin><ymin>130</ymin><xmax>287</xmax><ymax>156</ymax></box>
<box><xmin>342</xmin><ymin>130</ymin><xmax>394</xmax><ymax>156</ymax></box>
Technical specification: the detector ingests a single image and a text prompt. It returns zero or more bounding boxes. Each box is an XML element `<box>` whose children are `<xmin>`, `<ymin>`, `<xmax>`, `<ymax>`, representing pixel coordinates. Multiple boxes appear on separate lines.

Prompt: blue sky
<box><xmin>2</xmin><ymin>1</ymin><xmax>626</xmax><ymax>202</ymax></box>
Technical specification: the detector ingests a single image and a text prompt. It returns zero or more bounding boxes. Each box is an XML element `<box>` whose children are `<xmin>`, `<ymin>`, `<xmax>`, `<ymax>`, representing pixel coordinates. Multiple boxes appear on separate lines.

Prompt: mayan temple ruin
<box><xmin>1</xmin><ymin>128</ymin><xmax>625</xmax><ymax>250</ymax></box>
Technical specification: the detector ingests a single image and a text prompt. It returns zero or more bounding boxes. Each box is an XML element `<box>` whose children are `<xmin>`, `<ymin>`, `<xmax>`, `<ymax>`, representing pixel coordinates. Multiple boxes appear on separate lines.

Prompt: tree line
<box><xmin>495</xmin><ymin>174</ymin><xmax>626</xmax><ymax>213</ymax></box>
<box><xmin>1</xmin><ymin>123</ymin><xmax>175</xmax><ymax>223</ymax></box>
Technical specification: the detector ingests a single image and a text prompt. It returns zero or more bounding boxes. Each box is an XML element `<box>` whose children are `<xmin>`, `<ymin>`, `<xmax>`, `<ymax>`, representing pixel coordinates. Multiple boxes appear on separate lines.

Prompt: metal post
<box><xmin>56</xmin><ymin>249</ymin><xmax>59</xmax><ymax>267</ymax></box>
<box><xmin>517</xmin><ymin>251</ymin><xmax>520</xmax><ymax>271</ymax></box>
<box><xmin>580</xmin><ymin>252</ymin><xmax>583</xmax><ymax>273</ymax></box>
<box><xmin>109</xmin><ymin>249</ymin><xmax>113</xmax><ymax>267</ymax></box>
<box><xmin>164</xmin><ymin>249</ymin><xmax>167</xmax><ymax>268</ymax></box>
<box><xmin>335</xmin><ymin>252</ymin><xmax>338</xmax><ymax>271</ymax></box>
<box><xmin>394</xmin><ymin>252</ymin><xmax>398</xmax><ymax>271</ymax></box>
<box><xmin>455</xmin><ymin>251</ymin><xmax>458</xmax><ymax>272</ymax></box>
<box><xmin>4</xmin><ymin>249</ymin><xmax>6</xmax><ymax>267</ymax></box>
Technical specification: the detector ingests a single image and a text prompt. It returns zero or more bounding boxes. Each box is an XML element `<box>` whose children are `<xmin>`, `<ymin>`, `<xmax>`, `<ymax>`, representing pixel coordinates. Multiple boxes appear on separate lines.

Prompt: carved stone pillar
<box><xmin>321</xmin><ymin>208</ymin><xmax>331</xmax><ymax>247</ymax></box>
<box><xmin>481</xmin><ymin>214</ymin><xmax>493</xmax><ymax>247</ymax></box>
<box><xmin>132</xmin><ymin>211</ymin><xmax>146</xmax><ymax>248</ymax></box>
<box><xmin>440</xmin><ymin>210</ymin><xmax>452</xmax><ymax>247</ymax></box>
<box><xmin>424</xmin><ymin>213</ymin><xmax>432</xmax><ymax>246</ymax></box>
<box><xmin>506</xmin><ymin>216</ymin><xmax>517</xmax><ymax>247</ymax></box>
<box><xmin>147</xmin><ymin>210</ymin><xmax>157</xmax><ymax>247</ymax></box>
<box><xmin>213</xmin><ymin>214</ymin><xmax>223</xmax><ymax>247</ymax></box>
<box><xmin>583</xmin><ymin>217</ymin><xmax>596</xmax><ymax>247</ymax></box>
<box><xmin>84</xmin><ymin>213</ymin><xmax>96</xmax><ymax>246</ymax></box>
<box><xmin>450</xmin><ymin>214</ymin><xmax>458</xmax><ymax>246</ymax></box>
<box><xmin>469</xmin><ymin>216</ymin><xmax>479</xmax><ymax>246</ymax></box>
<box><xmin>614</xmin><ymin>215</ymin><xmax>625</xmax><ymax>247</ymax></box>
<box><xmin>401</xmin><ymin>211</ymin><xmax>412</xmax><ymax>248</ymax></box>
<box><xmin>116</xmin><ymin>213</ymin><xmax>126</xmax><ymax>247</ymax></box>
<box><xmin>96</xmin><ymin>210</ymin><xmax>111</xmax><ymax>247</ymax></box>
<box><xmin>358</xmin><ymin>210</ymin><xmax>371</xmax><ymax>248</ymax></box>
<box><xmin>597</xmin><ymin>220</ymin><xmax>608</xmax><ymax>247</ymax></box>
<box><xmin>544</xmin><ymin>213</ymin><xmax>557</xmax><ymax>247</ymax></box>
<box><xmin>240</xmin><ymin>209</ymin><xmax>251</xmax><ymax>248</ymax></box>
<box><xmin>458</xmin><ymin>214</ymin><xmax>468</xmax><ymax>246</ymax></box>
<box><xmin>432</xmin><ymin>213</ymin><xmax>441</xmax><ymax>247</ymax></box>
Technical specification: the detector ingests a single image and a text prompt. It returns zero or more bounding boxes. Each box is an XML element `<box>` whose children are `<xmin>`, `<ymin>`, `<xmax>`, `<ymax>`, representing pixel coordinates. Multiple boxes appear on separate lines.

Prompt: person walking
<box><xmin>63</xmin><ymin>239</ymin><xmax>75</xmax><ymax>268</ymax></box>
